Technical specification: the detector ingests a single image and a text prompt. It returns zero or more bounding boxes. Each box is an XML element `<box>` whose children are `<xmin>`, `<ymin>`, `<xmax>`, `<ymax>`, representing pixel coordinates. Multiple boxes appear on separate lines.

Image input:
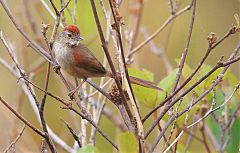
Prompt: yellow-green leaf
<box><xmin>76</xmin><ymin>144</ymin><xmax>99</xmax><ymax>153</ymax></box>
<box><xmin>157</xmin><ymin>68</ymin><xmax>178</xmax><ymax>104</ymax></box>
<box><xmin>128</xmin><ymin>68</ymin><xmax>159</xmax><ymax>108</ymax></box>
<box><xmin>118</xmin><ymin>131</ymin><xmax>137</xmax><ymax>153</ymax></box>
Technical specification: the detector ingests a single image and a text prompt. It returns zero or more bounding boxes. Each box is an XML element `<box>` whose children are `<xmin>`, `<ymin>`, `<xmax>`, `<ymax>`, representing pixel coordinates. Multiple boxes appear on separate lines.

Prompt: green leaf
<box><xmin>226</xmin><ymin>118</ymin><xmax>240</xmax><ymax>153</ymax></box>
<box><xmin>228</xmin><ymin>73</ymin><xmax>238</xmax><ymax>87</ymax></box>
<box><xmin>207</xmin><ymin>116</ymin><xmax>221</xmax><ymax>143</ymax></box>
<box><xmin>128</xmin><ymin>68</ymin><xmax>154</xmax><ymax>82</ymax></box>
<box><xmin>76</xmin><ymin>144</ymin><xmax>99</xmax><ymax>153</ymax></box>
<box><xmin>128</xmin><ymin>68</ymin><xmax>159</xmax><ymax>108</ymax></box>
<box><xmin>157</xmin><ymin>68</ymin><xmax>178</xmax><ymax>104</ymax></box>
<box><xmin>176</xmin><ymin>143</ymin><xmax>194</xmax><ymax>153</ymax></box>
<box><xmin>175</xmin><ymin>59</ymin><xmax>202</xmax><ymax>94</ymax></box>
<box><xmin>118</xmin><ymin>131</ymin><xmax>138</xmax><ymax>153</ymax></box>
<box><xmin>207</xmin><ymin>110</ymin><xmax>240</xmax><ymax>153</ymax></box>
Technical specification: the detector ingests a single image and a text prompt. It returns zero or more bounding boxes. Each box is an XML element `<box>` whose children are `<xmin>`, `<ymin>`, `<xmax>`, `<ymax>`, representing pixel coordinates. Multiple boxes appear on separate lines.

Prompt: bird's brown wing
<box><xmin>73</xmin><ymin>44</ymin><xmax>106</xmax><ymax>75</ymax></box>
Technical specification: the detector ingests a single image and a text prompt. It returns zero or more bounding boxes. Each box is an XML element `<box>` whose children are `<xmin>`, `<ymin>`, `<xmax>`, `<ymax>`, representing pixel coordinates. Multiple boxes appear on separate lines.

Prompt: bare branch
<box><xmin>3</xmin><ymin>125</ymin><xmax>26</xmax><ymax>153</ymax></box>
<box><xmin>171</xmin><ymin>0</ymin><xmax>197</xmax><ymax>92</ymax></box>
<box><xmin>145</xmin><ymin>42</ymin><xmax>240</xmax><ymax>139</ymax></box>
<box><xmin>61</xmin><ymin>119</ymin><xmax>82</xmax><ymax>148</ymax></box>
<box><xmin>127</xmin><ymin>1</ymin><xmax>194</xmax><ymax>58</ymax></box>
<box><xmin>89</xmin><ymin>0</ymin><xmax>135</xmax><ymax>133</ymax></box>
<box><xmin>0</xmin><ymin>0</ymin><xmax>51</xmax><ymax>62</ymax></box>
<box><xmin>0</xmin><ymin>97</ymin><xmax>45</xmax><ymax>137</ymax></box>
<box><xmin>143</xmin><ymin>27</ymin><xmax>238</xmax><ymax>123</ymax></box>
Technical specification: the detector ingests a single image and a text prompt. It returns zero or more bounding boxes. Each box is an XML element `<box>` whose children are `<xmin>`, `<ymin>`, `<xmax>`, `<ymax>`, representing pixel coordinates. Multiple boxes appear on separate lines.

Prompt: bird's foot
<box><xmin>53</xmin><ymin>64</ymin><xmax>61</xmax><ymax>74</ymax></box>
<box><xmin>68</xmin><ymin>89</ymin><xmax>77</xmax><ymax>100</ymax></box>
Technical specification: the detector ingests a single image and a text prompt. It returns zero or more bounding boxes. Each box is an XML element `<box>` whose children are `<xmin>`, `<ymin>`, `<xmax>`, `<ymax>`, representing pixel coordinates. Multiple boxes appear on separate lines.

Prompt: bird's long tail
<box><xmin>106</xmin><ymin>72</ymin><xmax>164</xmax><ymax>91</ymax></box>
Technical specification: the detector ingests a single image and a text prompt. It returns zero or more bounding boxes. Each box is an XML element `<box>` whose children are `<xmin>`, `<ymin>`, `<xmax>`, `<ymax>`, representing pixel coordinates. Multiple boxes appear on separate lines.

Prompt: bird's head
<box><xmin>59</xmin><ymin>24</ymin><xmax>83</xmax><ymax>47</ymax></box>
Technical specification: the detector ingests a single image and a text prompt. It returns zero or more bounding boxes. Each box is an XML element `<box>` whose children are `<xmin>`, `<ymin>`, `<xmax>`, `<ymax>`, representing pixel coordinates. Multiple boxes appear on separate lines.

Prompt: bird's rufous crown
<box><xmin>64</xmin><ymin>25</ymin><xmax>80</xmax><ymax>34</ymax></box>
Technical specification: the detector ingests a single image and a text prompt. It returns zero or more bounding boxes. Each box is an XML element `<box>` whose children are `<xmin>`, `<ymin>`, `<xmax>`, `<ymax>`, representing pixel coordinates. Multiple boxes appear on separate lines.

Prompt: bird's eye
<box><xmin>67</xmin><ymin>33</ymin><xmax>72</xmax><ymax>37</ymax></box>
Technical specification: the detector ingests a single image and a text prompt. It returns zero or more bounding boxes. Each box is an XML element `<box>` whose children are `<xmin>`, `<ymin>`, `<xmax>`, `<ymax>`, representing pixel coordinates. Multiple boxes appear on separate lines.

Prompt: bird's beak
<box><xmin>77</xmin><ymin>36</ymin><xmax>83</xmax><ymax>41</ymax></box>
<box><xmin>76</xmin><ymin>36</ymin><xmax>83</xmax><ymax>46</ymax></box>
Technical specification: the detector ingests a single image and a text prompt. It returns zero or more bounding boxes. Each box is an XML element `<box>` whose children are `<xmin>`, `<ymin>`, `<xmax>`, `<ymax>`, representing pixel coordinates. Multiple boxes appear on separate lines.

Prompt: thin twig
<box><xmin>200</xmin><ymin>120</ymin><xmax>211</xmax><ymax>153</ymax></box>
<box><xmin>168</xmin><ymin>0</ymin><xmax>175</xmax><ymax>15</ymax></box>
<box><xmin>164</xmin><ymin>88</ymin><xmax>240</xmax><ymax>153</ymax></box>
<box><xmin>156</xmin><ymin>123</ymin><xmax>173</xmax><ymax>152</ymax></box>
<box><xmin>40</xmin><ymin>24</ymin><xmax>57</xmax><ymax>153</ymax></box>
<box><xmin>164</xmin><ymin>99</ymin><xmax>183</xmax><ymax>151</ymax></box>
<box><xmin>149</xmin><ymin>115</ymin><xmax>176</xmax><ymax>153</ymax></box>
<box><xmin>60</xmin><ymin>0</ymin><xmax>67</xmax><ymax>27</ymax></box>
<box><xmin>130</xmin><ymin>0</ymin><xmax>144</xmax><ymax>49</ymax></box>
<box><xmin>1</xmin><ymin>30</ymin><xmax>57</xmax><ymax>153</ymax></box>
<box><xmin>0</xmin><ymin>0</ymin><xmax>52</xmax><ymax>62</ymax></box>
<box><xmin>187</xmin><ymin>82</ymin><xmax>240</xmax><ymax>129</ymax></box>
<box><xmin>0</xmin><ymin>31</ymin><xmax>40</xmax><ymax>108</ymax></box>
<box><xmin>127</xmin><ymin>1</ymin><xmax>194</xmax><ymax>58</ymax></box>
<box><xmin>49</xmin><ymin>0</ymin><xmax>72</xmax><ymax>48</ymax></box>
<box><xmin>163</xmin><ymin>130</ymin><xmax>184</xmax><ymax>153</ymax></box>
<box><xmin>20</xmin><ymin>77</ymin><xmax>119</xmax><ymax>150</ymax></box>
<box><xmin>3</xmin><ymin>124</ymin><xmax>26</xmax><ymax>153</ymax></box>
<box><xmin>89</xmin><ymin>0</ymin><xmax>135</xmax><ymax>132</ymax></box>
<box><xmin>183</xmin><ymin>124</ymin><xmax>195</xmax><ymax>153</ymax></box>
<box><xmin>144</xmin><ymin>42</ymin><xmax>240</xmax><ymax>139</ymax></box>
<box><xmin>142</xmin><ymin>27</ymin><xmax>238</xmax><ymax>123</ymax></box>
<box><xmin>0</xmin><ymin>29</ymin><xmax>73</xmax><ymax>153</ymax></box>
<box><xmin>39</xmin><ymin>0</ymin><xmax>64</xmax><ymax>27</ymax></box>
<box><xmin>0</xmin><ymin>56</ymin><xmax>73</xmax><ymax>152</ymax></box>
<box><xmin>153</xmin><ymin>43</ymin><xmax>240</xmax><ymax>152</ymax></box>
<box><xmin>0</xmin><ymin>97</ymin><xmax>45</xmax><ymax>137</ymax></box>
<box><xmin>139</xmin><ymin>27</ymin><xmax>173</xmax><ymax>73</ymax></box>
<box><xmin>171</xmin><ymin>0</ymin><xmax>197</xmax><ymax>92</ymax></box>
<box><xmin>109</xmin><ymin>0</ymin><xmax>141</xmax><ymax>138</ymax></box>
<box><xmin>61</xmin><ymin>119</ymin><xmax>82</xmax><ymax>148</ymax></box>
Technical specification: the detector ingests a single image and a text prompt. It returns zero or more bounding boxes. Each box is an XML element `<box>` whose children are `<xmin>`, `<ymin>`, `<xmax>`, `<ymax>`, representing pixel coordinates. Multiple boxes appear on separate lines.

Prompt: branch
<box><xmin>0</xmin><ymin>97</ymin><xmax>45</xmax><ymax>137</ymax></box>
<box><xmin>127</xmin><ymin>1</ymin><xmax>194</xmax><ymax>58</ymax></box>
<box><xmin>61</xmin><ymin>119</ymin><xmax>82</xmax><ymax>148</ymax></box>
<box><xmin>1</xmin><ymin>30</ymin><xmax>57</xmax><ymax>153</ymax></box>
<box><xmin>49</xmin><ymin>0</ymin><xmax>72</xmax><ymax>48</ymax></box>
<box><xmin>108</xmin><ymin>0</ymin><xmax>142</xmax><ymax>138</ymax></box>
<box><xmin>0</xmin><ymin>0</ymin><xmax>51</xmax><ymax>62</ymax></box>
<box><xmin>21</xmin><ymin>77</ymin><xmax>119</xmax><ymax>150</ymax></box>
<box><xmin>142</xmin><ymin>26</ymin><xmax>238</xmax><ymax>123</ymax></box>
<box><xmin>40</xmin><ymin>24</ymin><xmax>57</xmax><ymax>153</ymax></box>
<box><xmin>144</xmin><ymin>42</ymin><xmax>240</xmax><ymax>139</ymax></box>
<box><xmin>89</xmin><ymin>0</ymin><xmax>135</xmax><ymax>133</ymax></box>
<box><xmin>3</xmin><ymin>124</ymin><xmax>26</xmax><ymax>153</ymax></box>
<box><xmin>187</xmin><ymin>82</ymin><xmax>240</xmax><ymax>129</ymax></box>
<box><xmin>171</xmin><ymin>0</ymin><xmax>197</xmax><ymax>92</ymax></box>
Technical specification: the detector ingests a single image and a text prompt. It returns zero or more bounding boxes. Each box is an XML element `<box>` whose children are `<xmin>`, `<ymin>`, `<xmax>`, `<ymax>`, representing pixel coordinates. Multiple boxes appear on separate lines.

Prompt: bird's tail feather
<box><xmin>106</xmin><ymin>71</ymin><xmax>165</xmax><ymax>91</ymax></box>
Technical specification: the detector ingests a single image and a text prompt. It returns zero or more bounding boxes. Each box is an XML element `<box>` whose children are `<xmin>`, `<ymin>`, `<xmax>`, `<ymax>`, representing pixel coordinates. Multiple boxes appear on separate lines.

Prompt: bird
<box><xmin>53</xmin><ymin>24</ymin><xmax>163</xmax><ymax>98</ymax></box>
